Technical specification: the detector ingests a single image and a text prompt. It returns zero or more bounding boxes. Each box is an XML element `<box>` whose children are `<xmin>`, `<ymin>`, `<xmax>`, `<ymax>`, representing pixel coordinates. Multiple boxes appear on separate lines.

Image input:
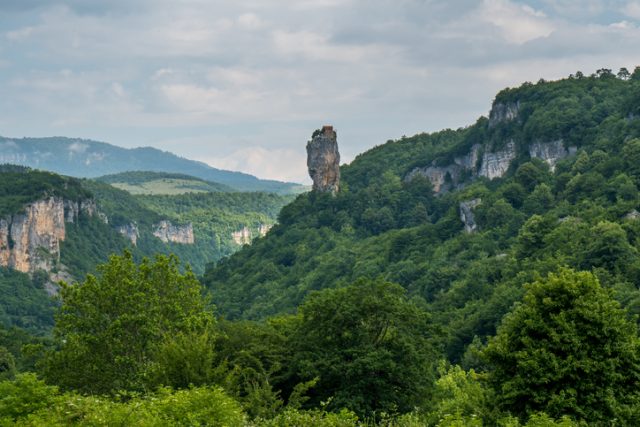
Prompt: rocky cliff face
<box><xmin>529</xmin><ymin>140</ymin><xmax>577</xmax><ymax>171</ymax></box>
<box><xmin>307</xmin><ymin>126</ymin><xmax>340</xmax><ymax>194</ymax></box>
<box><xmin>479</xmin><ymin>141</ymin><xmax>517</xmax><ymax>179</ymax></box>
<box><xmin>153</xmin><ymin>221</ymin><xmax>194</xmax><ymax>244</ymax></box>
<box><xmin>116</xmin><ymin>223</ymin><xmax>139</xmax><ymax>246</ymax></box>
<box><xmin>0</xmin><ymin>197</ymin><xmax>96</xmax><ymax>273</ymax></box>
<box><xmin>407</xmin><ymin>137</ymin><xmax>577</xmax><ymax>194</ymax></box>
<box><xmin>460</xmin><ymin>199</ymin><xmax>482</xmax><ymax>233</ymax></box>
<box><xmin>258</xmin><ymin>224</ymin><xmax>273</xmax><ymax>237</ymax></box>
<box><xmin>489</xmin><ymin>101</ymin><xmax>520</xmax><ymax>127</ymax></box>
<box><xmin>232</xmin><ymin>226</ymin><xmax>252</xmax><ymax>245</ymax></box>
<box><xmin>406</xmin><ymin>141</ymin><xmax>519</xmax><ymax>192</ymax></box>
<box><xmin>405</xmin><ymin>145</ymin><xmax>480</xmax><ymax>193</ymax></box>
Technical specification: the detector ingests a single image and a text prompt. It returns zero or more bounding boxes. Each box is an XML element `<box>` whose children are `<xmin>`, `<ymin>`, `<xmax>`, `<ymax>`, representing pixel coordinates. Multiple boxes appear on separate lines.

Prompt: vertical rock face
<box><xmin>479</xmin><ymin>141</ymin><xmax>517</xmax><ymax>179</ymax></box>
<box><xmin>116</xmin><ymin>223</ymin><xmax>139</xmax><ymax>246</ymax></box>
<box><xmin>489</xmin><ymin>101</ymin><xmax>520</xmax><ymax>127</ymax></box>
<box><xmin>153</xmin><ymin>221</ymin><xmax>195</xmax><ymax>244</ymax></box>
<box><xmin>232</xmin><ymin>226</ymin><xmax>252</xmax><ymax>245</ymax></box>
<box><xmin>529</xmin><ymin>140</ymin><xmax>577</xmax><ymax>171</ymax></box>
<box><xmin>307</xmin><ymin>125</ymin><xmax>340</xmax><ymax>194</ymax></box>
<box><xmin>405</xmin><ymin>145</ymin><xmax>481</xmax><ymax>193</ymax></box>
<box><xmin>258</xmin><ymin>224</ymin><xmax>273</xmax><ymax>237</ymax></box>
<box><xmin>0</xmin><ymin>220</ymin><xmax>10</xmax><ymax>267</ymax></box>
<box><xmin>460</xmin><ymin>199</ymin><xmax>482</xmax><ymax>233</ymax></box>
<box><xmin>0</xmin><ymin>197</ymin><xmax>67</xmax><ymax>273</ymax></box>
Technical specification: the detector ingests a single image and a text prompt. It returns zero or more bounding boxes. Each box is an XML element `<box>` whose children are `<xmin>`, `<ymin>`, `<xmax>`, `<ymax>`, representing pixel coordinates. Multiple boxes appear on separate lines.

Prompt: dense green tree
<box><xmin>287</xmin><ymin>278</ymin><xmax>439</xmax><ymax>417</ymax></box>
<box><xmin>484</xmin><ymin>269</ymin><xmax>640</xmax><ymax>423</ymax></box>
<box><xmin>0</xmin><ymin>347</ymin><xmax>15</xmax><ymax>381</ymax></box>
<box><xmin>42</xmin><ymin>251</ymin><xmax>214</xmax><ymax>394</ymax></box>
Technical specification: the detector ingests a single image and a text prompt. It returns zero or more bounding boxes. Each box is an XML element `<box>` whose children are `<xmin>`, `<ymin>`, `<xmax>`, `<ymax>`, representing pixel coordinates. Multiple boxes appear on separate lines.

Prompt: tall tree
<box><xmin>287</xmin><ymin>278</ymin><xmax>439</xmax><ymax>417</ymax></box>
<box><xmin>484</xmin><ymin>269</ymin><xmax>640</xmax><ymax>423</ymax></box>
<box><xmin>42</xmin><ymin>251</ymin><xmax>214</xmax><ymax>394</ymax></box>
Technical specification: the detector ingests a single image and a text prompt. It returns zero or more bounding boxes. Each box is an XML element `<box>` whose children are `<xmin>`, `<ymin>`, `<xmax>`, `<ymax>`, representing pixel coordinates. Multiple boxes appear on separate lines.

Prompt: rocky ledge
<box><xmin>153</xmin><ymin>221</ymin><xmax>195</xmax><ymax>244</ymax></box>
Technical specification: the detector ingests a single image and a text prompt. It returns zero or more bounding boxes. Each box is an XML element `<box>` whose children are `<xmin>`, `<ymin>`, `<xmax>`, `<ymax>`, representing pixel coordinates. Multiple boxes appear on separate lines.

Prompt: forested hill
<box><xmin>0</xmin><ymin>136</ymin><xmax>301</xmax><ymax>194</ymax></box>
<box><xmin>204</xmin><ymin>68</ymin><xmax>640</xmax><ymax>341</ymax></box>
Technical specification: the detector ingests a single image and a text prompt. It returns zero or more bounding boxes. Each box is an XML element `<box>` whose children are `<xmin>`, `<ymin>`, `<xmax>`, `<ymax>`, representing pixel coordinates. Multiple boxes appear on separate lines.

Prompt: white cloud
<box><xmin>203</xmin><ymin>146</ymin><xmax>308</xmax><ymax>183</ymax></box>
<box><xmin>0</xmin><ymin>0</ymin><xmax>639</xmax><ymax>182</ymax></box>
<box><xmin>623</xmin><ymin>1</ymin><xmax>640</xmax><ymax>19</ymax></box>
<box><xmin>477</xmin><ymin>0</ymin><xmax>556</xmax><ymax>44</ymax></box>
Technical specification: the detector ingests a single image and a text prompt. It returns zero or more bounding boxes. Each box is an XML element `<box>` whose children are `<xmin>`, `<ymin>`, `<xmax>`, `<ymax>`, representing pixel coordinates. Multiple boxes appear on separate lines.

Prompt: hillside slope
<box><xmin>203</xmin><ymin>69</ymin><xmax>640</xmax><ymax>360</ymax></box>
<box><xmin>0</xmin><ymin>137</ymin><xmax>301</xmax><ymax>193</ymax></box>
<box><xmin>0</xmin><ymin>168</ymin><xmax>292</xmax><ymax>332</ymax></box>
<box><xmin>96</xmin><ymin>171</ymin><xmax>234</xmax><ymax>194</ymax></box>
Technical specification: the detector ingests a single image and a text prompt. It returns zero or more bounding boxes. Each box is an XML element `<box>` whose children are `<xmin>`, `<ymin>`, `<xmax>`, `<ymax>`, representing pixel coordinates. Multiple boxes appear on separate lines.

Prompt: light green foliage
<box><xmin>98</xmin><ymin>171</ymin><xmax>233</xmax><ymax>194</ymax></box>
<box><xmin>427</xmin><ymin>363</ymin><xmax>491</xmax><ymax>425</ymax></box>
<box><xmin>287</xmin><ymin>278</ymin><xmax>438</xmax><ymax>417</ymax></box>
<box><xmin>498</xmin><ymin>413</ymin><xmax>581</xmax><ymax>427</ymax></box>
<box><xmin>42</xmin><ymin>252</ymin><xmax>215</xmax><ymax>394</ymax></box>
<box><xmin>484</xmin><ymin>269</ymin><xmax>640</xmax><ymax>423</ymax></box>
<box><xmin>1</xmin><ymin>378</ymin><xmax>246</xmax><ymax>426</ymax></box>
<box><xmin>255</xmin><ymin>408</ymin><xmax>358</xmax><ymax>427</ymax></box>
<box><xmin>0</xmin><ymin>373</ymin><xmax>59</xmax><ymax>425</ymax></box>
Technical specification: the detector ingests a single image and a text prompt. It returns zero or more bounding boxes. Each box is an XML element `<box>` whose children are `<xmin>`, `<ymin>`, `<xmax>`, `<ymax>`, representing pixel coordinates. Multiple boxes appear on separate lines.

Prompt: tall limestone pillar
<box><xmin>306</xmin><ymin>125</ymin><xmax>340</xmax><ymax>194</ymax></box>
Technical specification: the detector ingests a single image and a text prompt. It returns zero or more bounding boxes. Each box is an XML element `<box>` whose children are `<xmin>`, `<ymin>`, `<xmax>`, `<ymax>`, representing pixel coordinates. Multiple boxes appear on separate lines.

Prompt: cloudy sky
<box><xmin>1</xmin><ymin>0</ymin><xmax>639</xmax><ymax>183</ymax></box>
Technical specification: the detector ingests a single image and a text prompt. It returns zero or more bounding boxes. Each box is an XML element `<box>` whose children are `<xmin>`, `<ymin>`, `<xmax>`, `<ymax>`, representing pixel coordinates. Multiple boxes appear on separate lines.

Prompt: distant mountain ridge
<box><xmin>0</xmin><ymin>136</ymin><xmax>302</xmax><ymax>194</ymax></box>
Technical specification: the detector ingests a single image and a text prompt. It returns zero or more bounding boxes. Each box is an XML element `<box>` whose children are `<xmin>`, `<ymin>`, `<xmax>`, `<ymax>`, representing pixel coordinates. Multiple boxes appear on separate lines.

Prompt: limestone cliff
<box><xmin>405</xmin><ymin>145</ymin><xmax>480</xmax><ymax>193</ymax></box>
<box><xmin>258</xmin><ymin>224</ymin><xmax>273</xmax><ymax>237</ymax></box>
<box><xmin>307</xmin><ymin>125</ymin><xmax>340</xmax><ymax>194</ymax></box>
<box><xmin>232</xmin><ymin>226</ymin><xmax>252</xmax><ymax>245</ymax></box>
<box><xmin>529</xmin><ymin>140</ymin><xmax>577</xmax><ymax>171</ymax></box>
<box><xmin>489</xmin><ymin>101</ymin><xmax>520</xmax><ymax>127</ymax></box>
<box><xmin>0</xmin><ymin>197</ymin><xmax>96</xmax><ymax>273</ymax></box>
<box><xmin>460</xmin><ymin>199</ymin><xmax>482</xmax><ymax>233</ymax></box>
<box><xmin>479</xmin><ymin>141</ymin><xmax>517</xmax><ymax>179</ymax></box>
<box><xmin>116</xmin><ymin>223</ymin><xmax>139</xmax><ymax>246</ymax></box>
<box><xmin>153</xmin><ymin>220</ymin><xmax>195</xmax><ymax>244</ymax></box>
<box><xmin>406</xmin><ymin>137</ymin><xmax>579</xmax><ymax>193</ymax></box>
<box><xmin>406</xmin><ymin>140</ymin><xmax>519</xmax><ymax>191</ymax></box>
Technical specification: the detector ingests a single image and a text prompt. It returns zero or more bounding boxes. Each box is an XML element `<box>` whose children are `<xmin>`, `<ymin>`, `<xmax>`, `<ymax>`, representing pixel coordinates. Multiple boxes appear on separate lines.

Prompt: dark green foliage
<box><xmin>484</xmin><ymin>269</ymin><xmax>640</xmax><ymax>423</ymax></box>
<box><xmin>0</xmin><ymin>268</ymin><xmax>55</xmax><ymax>334</ymax></box>
<box><xmin>0</xmin><ymin>347</ymin><xmax>15</xmax><ymax>381</ymax></box>
<box><xmin>286</xmin><ymin>279</ymin><xmax>438</xmax><ymax>418</ymax></box>
<box><xmin>0</xmin><ymin>167</ymin><xmax>90</xmax><ymax>217</ymax></box>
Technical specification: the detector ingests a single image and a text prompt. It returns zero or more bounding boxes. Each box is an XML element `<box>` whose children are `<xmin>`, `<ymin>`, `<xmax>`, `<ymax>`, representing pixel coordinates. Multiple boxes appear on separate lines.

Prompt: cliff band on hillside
<box><xmin>406</xmin><ymin>101</ymin><xmax>577</xmax><ymax>194</ymax></box>
<box><xmin>152</xmin><ymin>220</ymin><xmax>195</xmax><ymax>244</ymax></box>
<box><xmin>0</xmin><ymin>197</ymin><xmax>96</xmax><ymax>273</ymax></box>
<box><xmin>307</xmin><ymin>125</ymin><xmax>341</xmax><ymax>194</ymax></box>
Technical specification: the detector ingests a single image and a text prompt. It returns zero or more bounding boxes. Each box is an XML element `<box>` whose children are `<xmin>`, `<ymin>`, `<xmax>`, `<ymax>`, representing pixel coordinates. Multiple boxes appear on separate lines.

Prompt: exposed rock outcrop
<box><xmin>625</xmin><ymin>210</ymin><xmax>640</xmax><ymax>220</ymax></box>
<box><xmin>405</xmin><ymin>145</ymin><xmax>480</xmax><ymax>193</ymax></box>
<box><xmin>489</xmin><ymin>101</ymin><xmax>520</xmax><ymax>127</ymax></box>
<box><xmin>479</xmin><ymin>141</ymin><xmax>517</xmax><ymax>179</ymax></box>
<box><xmin>153</xmin><ymin>221</ymin><xmax>194</xmax><ymax>244</ymax></box>
<box><xmin>307</xmin><ymin>125</ymin><xmax>340</xmax><ymax>194</ymax></box>
<box><xmin>460</xmin><ymin>199</ymin><xmax>482</xmax><ymax>233</ymax></box>
<box><xmin>529</xmin><ymin>140</ymin><xmax>577</xmax><ymax>171</ymax></box>
<box><xmin>116</xmin><ymin>223</ymin><xmax>139</xmax><ymax>246</ymax></box>
<box><xmin>0</xmin><ymin>197</ymin><xmax>68</xmax><ymax>273</ymax></box>
<box><xmin>232</xmin><ymin>226</ymin><xmax>252</xmax><ymax>245</ymax></box>
<box><xmin>258</xmin><ymin>224</ymin><xmax>273</xmax><ymax>237</ymax></box>
<box><xmin>406</xmin><ymin>142</ymin><xmax>519</xmax><ymax>193</ymax></box>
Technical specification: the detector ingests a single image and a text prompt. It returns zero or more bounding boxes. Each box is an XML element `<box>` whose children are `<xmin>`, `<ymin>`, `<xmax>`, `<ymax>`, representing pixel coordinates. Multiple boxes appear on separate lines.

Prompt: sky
<box><xmin>1</xmin><ymin>0</ymin><xmax>639</xmax><ymax>184</ymax></box>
